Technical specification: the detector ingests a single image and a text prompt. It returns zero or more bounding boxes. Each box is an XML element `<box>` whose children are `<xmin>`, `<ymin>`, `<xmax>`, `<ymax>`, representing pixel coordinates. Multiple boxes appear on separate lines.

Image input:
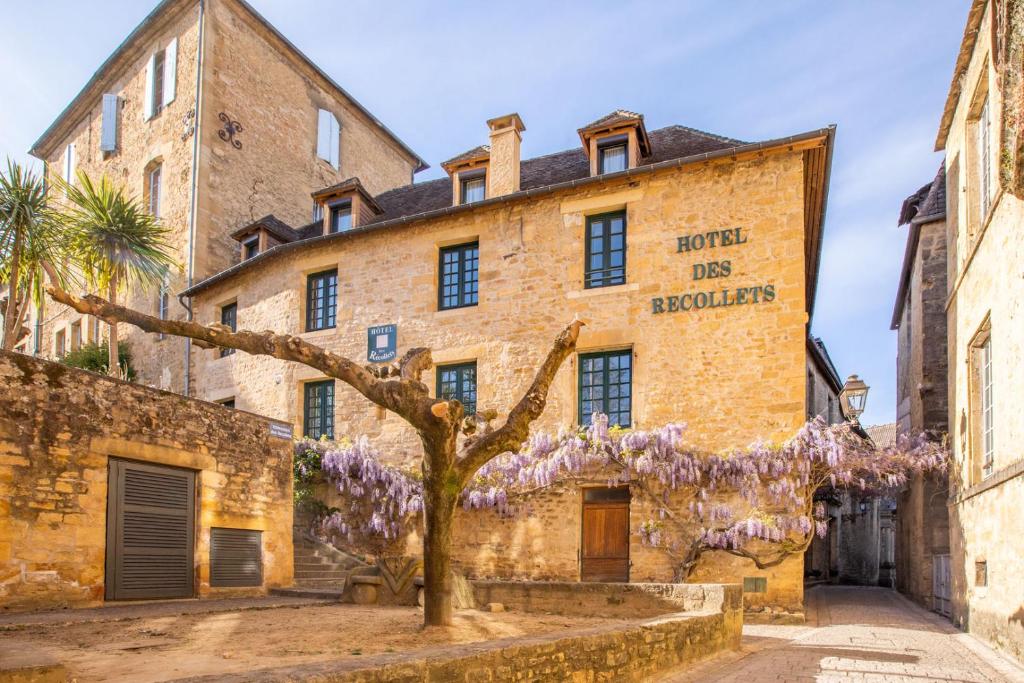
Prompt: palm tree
<box><xmin>0</xmin><ymin>159</ymin><xmax>66</xmax><ymax>351</ymax></box>
<box><xmin>56</xmin><ymin>171</ymin><xmax>177</xmax><ymax>376</ymax></box>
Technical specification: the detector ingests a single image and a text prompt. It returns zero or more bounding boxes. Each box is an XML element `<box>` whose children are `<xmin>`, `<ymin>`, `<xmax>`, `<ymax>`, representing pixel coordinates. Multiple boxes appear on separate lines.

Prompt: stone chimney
<box><xmin>485</xmin><ymin>113</ymin><xmax>525</xmax><ymax>197</ymax></box>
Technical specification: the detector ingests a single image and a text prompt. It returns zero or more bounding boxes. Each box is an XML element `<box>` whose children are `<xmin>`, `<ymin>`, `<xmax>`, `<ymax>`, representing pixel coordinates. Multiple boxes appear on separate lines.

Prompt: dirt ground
<box><xmin>5</xmin><ymin>603</ymin><xmax>621</xmax><ymax>682</ymax></box>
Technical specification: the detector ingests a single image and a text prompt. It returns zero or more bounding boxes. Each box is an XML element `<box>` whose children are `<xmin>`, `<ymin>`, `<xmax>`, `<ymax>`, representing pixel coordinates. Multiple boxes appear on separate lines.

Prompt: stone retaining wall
<box><xmin>179</xmin><ymin>583</ymin><xmax>743</xmax><ymax>682</ymax></box>
<box><xmin>472</xmin><ymin>579</ymin><xmax>729</xmax><ymax>619</ymax></box>
<box><xmin>0</xmin><ymin>351</ymin><xmax>294</xmax><ymax>611</ymax></box>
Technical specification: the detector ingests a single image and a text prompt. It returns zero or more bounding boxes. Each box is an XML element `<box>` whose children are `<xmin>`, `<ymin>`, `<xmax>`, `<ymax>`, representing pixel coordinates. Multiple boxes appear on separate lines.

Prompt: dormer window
<box><xmin>242</xmin><ymin>235</ymin><xmax>259</xmax><ymax>260</ymax></box>
<box><xmin>598</xmin><ymin>135</ymin><xmax>628</xmax><ymax>174</ymax></box>
<box><xmin>461</xmin><ymin>170</ymin><xmax>486</xmax><ymax>204</ymax></box>
<box><xmin>329</xmin><ymin>201</ymin><xmax>352</xmax><ymax>233</ymax></box>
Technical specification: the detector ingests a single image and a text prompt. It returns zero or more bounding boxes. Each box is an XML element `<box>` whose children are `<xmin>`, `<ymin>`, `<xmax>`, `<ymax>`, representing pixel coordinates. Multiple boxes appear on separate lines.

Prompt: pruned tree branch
<box><xmin>454</xmin><ymin>318</ymin><xmax>584</xmax><ymax>480</ymax></box>
<box><xmin>45</xmin><ymin>285</ymin><xmax>430</xmax><ymax>419</ymax></box>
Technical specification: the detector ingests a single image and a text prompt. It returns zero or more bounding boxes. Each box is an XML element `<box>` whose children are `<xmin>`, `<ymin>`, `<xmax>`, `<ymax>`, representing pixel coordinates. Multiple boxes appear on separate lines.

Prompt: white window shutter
<box><xmin>143</xmin><ymin>53</ymin><xmax>156</xmax><ymax>121</ymax></box>
<box><xmin>100</xmin><ymin>93</ymin><xmax>118</xmax><ymax>152</ymax></box>
<box><xmin>63</xmin><ymin>143</ymin><xmax>76</xmax><ymax>195</ymax></box>
<box><xmin>316</xmin><ymin>109</ymin><xmax>332</xmax><ymax>164</ymax></box>
<box><xmin>162</xmin><ymin>38</ymin><xmax>177</xmax><ymax>107</ymax></box>
<box><xmin>329</xmin><ymin>114</ymin><xmax>340</xmax><ymax>169</ymax></box>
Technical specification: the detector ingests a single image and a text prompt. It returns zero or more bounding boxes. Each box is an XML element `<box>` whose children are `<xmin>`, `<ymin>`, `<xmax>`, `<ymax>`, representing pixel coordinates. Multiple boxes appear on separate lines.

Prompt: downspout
<box><xmin>183</xmin><ymin>0</ymin><xmax>206</xmax><ymax>396</ymax></box>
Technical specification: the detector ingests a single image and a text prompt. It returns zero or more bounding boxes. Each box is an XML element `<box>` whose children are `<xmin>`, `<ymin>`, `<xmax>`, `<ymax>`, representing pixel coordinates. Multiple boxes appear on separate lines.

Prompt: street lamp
<box><xmin>840</xmin><ymin>374</ymin><xmax>870</xmax><ymax>423</ymax></box>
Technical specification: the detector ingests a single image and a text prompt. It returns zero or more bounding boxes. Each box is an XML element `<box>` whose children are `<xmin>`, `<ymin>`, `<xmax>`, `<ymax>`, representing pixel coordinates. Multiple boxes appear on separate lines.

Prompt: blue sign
<box><xmin>368</xmin><ymin>324</ymin><xmax>397</xmax><ymax>363</ymax></box>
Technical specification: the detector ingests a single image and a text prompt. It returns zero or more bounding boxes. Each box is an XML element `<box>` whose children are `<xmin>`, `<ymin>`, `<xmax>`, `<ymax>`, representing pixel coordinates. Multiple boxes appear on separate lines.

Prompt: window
<box><xmin>147</xmin><ymin>164</ymin><xmax>162</xmax><ymax>218</ymax></box>
<box><xmin>242</xmin><ymin>235</ymin><xmax>259</xmax><ymax>261</ymax></box>
<box><xmin>329</xmin><ymin>202</ymin><xmax>352</xmax><ymax>233</ymax></box>
<box><xmin>70</xmin><ymin>321</ymin><xmax>82</xmax><ymax>352</ymax></box>
<box><xmin>598</xmin><ymin>135</ymin><xmax>628</xmax><ymax>174</ymax></box>
<box><xmin>55</xmin><ymin>329</ymin><xmax>66</xmax><ymax>357</ymax></box>
<box><xmin>306</xmin><ymin>269</ymin><xmax>338</xmax><ymax>331</ymax></box>
<box><xmin>220</xmin><ymin>302</ymin><xmax>237</xmax><ymax>358</ymax></box>
<box><xmin>977</xmin><ymin>96</ymin><xmax>991</xmax><ymax>222</ymax></box>
<box><xmin>806</xmin><ymin>371</ymin><xmax>816</xmax><ymax>419</ymax></box>
<box><xmin>438</xmin><ymin>242</ymin><xmax>479</xmax><ymax>310</ymax></box>
<box><xmin>218</xmin><ymin>398</ymin><xmax>236</xmax><ymax>410</ymax></box>
<box><xmin>152</xmin><ymin>50</ymin><xmax>166</xmax><ymax>115</ymax></box>
<box><xmin>144</xmin><ymin>38</ymin><xmax>177</xmax><ymax>121</ymax></box>
<box><xmin>584</xmin><ymin>211</ymin><xmax>626</xmax><ymax>288</ymax></box>
<box><xmin>303</xmin><ymin>380</ymin><xmax>335</xmax><ymax>439</ymax></box>
<box><xmin>980</xmin><ymin>336</ymin><xmax>994</xmax><ymax>478</ymax></box>
<box><xmin>316</xmin><ymin>109</ymin><xmax>341</xmax><ymax>169</ymax></box>
<box><xmin>579</xmin><ymin>349</ymin><xmax>632</xmax><ymax>427</ymax></box>
<box><xmin>975</xmin><ymin>560</ymin><xmax>988</xmax><ymax>587</ymax></box>
<box><xmin>90</xmin><ymin>316</ymin><xmax>101</xmax><ymax>345</ymax></box>
<box><xmin>33</xmin><ymin>316</ymin><xmax>42</xmax><ymax>354</ymax></box>
<box><xmin>460</xmin><ymin>171</ymin><xmax>486</xmax><ymax>204</ymax></box>
<box><xmin>100</xmin><ymin>93</ymin><xmax>119</xmax><ymax>153</ymax></box>
<box><xmin>63</xmin><ymin>143</ymin><xmax>76</xmax><ymax>194</ymax></box>
<box><xmin>743</xmin><ymin>577</ymin><xmax>768</xmax><ymax>593</ymax></box>
<box><xmin>437</xmin><ymin>362</ymin><xmax>477</xmax><ymax>415</ymax></box>
<box><xmin>312</xmin><ymin>201</ymin><xmax>324</xmax><ymax>224</ymax></box>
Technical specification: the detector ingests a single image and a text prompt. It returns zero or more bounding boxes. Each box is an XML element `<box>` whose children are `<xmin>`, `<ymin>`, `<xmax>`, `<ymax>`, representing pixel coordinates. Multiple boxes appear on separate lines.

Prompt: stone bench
<box><xmin>349</xmin><ymin>575</ymin><xmax>383</xmax><ymax>605</ymax></box>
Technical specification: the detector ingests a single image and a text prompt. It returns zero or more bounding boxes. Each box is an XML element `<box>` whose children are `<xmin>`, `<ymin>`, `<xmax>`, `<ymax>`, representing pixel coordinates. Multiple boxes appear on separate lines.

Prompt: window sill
<box><xmin>568</xmin><ymin>283</ymin><xmax>639</xmax><ymax>300</ymax></box>
<box><xmin>435</xmin><ymin>305</ymin><xmax>478</xmax><ymax>317</ymax></box>
<box><xmin>955</xmin><ymin>457</ymin><xmax>1024</xmax><ymax>503</ymax></box>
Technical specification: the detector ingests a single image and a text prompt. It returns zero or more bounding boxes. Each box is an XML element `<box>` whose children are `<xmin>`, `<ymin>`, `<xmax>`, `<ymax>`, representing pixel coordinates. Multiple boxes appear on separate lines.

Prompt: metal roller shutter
<box><xmin>105</xmin><ymin>459</ymin><xmax>195</xmax><ymax>600</ymax></box>
<box><xmin>210</xmin><ymin>528</ymin><xmax>263</xmax><ymax>587</ymax></box>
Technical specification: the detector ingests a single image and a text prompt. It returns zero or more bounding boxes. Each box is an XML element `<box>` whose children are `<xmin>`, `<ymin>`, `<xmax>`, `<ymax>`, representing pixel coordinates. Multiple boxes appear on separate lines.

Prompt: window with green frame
<box><xmin>584</xmin><ymin>211</ymin><xmax>626</xmax><ymax>288</ymax></box>
<box><xmin>303</xmin><ymin>380</ymin><xmax>334</xmax><ymax>439</ymax></box>
<box><xmin>306</xmin><ymin>269</ymin><xmax>337</xmax><ymax>331</ymax></box>
<box><xmin>220</xmin><ymin>302</ymin><xmax>236</xmax><ymax>357</ymax></box>
<box><xmin>438</xmin><ymin>243</ymin><xmax>479</xmax><ymax>310</ymax></box>
<box><xmin>436</xmin><ymin>362</ymin><xmax>477</xmax><ymax>415</ymax></box>
<box><xmin>578</xmin><ymin>349</ymin><xmax>631</xmax><ymax>427</ymax></box>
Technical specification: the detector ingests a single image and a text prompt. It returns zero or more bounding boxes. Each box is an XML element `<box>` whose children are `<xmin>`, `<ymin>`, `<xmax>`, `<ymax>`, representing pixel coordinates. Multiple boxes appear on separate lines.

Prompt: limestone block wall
<box><xmin>0</xmin><ymin>351</ymin><xmax>293</xmax><ymax>611</ymax></box>
<box><xmin>194</xmin><ymin>150</ymin><xmax>812</xmax><ymax>613</ymax></box>
<box><xmin>942</xmin><ymin>0</ymin><xmax>1024</xmax><ymax>661</ymax></box>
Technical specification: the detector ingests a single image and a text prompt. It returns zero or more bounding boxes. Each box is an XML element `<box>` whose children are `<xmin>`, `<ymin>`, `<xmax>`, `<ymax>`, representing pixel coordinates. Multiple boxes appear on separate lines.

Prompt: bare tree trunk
<box><xmin>1</xmin><ymin>229</ymin><xmax>23</xmax><ymax>351</ymax></box>
<box><xmin>107</xmin><ymin>277</ymin><xmax>119</xmax><ymax>376</ymax></box>
<box><xmin>43</xmin><ymin>283</ymin><xmax>584</xmax><ymax>628</ymax></box>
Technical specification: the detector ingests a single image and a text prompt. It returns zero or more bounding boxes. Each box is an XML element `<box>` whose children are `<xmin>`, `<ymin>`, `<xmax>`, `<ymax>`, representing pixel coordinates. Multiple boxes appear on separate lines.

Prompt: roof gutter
<box><xmin>182</xmin><ymin>126</ymin><xmax>835</xmax><ymax>298</ymax></box>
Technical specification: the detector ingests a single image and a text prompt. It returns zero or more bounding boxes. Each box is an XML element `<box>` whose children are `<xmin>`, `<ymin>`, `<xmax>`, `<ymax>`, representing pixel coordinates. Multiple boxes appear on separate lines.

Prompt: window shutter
<box><xmin>100</xmin><ymin>94</ymin><xmax>118</xmax><ymax>152</ymax></box>
<box><xmin>317</xmin><ymin>109</ymin><xmax>340</xmax><ymax>169</ymax></box>
<box><xmin>162</xmin><ymin>38</ymin><xmax>177</xmax><ymax>107</ymax></box>
<box><xmin>143</xmin><ymin>52</ymin><xmax>156</xmax><ymax>121</ymax></box>
<box><xmin>63</xmin><ymin>143</ymin><xmax>76</xmax><ymax>194</ymax></box>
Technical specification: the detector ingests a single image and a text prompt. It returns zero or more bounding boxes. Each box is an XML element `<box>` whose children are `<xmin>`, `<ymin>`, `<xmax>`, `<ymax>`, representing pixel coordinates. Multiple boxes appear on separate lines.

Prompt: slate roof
<box><xmin>441</xmin><ymin>145</ymin><xmax>491</xmax><ymax>168</ymax></box>
<box><xmin>184</xmin><ymin>123</ymin><xmax>835</xmax><ymax>298</ymax></box>
<box><xmin>364</xmin><ymin>125</ymin><xmax>746</xmax><ymax>228</ymax></box>
<box><xmin>866</xmin><ymin>422</ymin><xmax>899</xmax><ymax>449</ymax></box>
<box><xmin>891</xmin><ymin>165</ymin><xmax>946</xmax><ymax>329</ymax></box>
<box><xmin>229</xmin><ymin>214</ymin><xmax>299</xmax><ymax>243</ymax></box>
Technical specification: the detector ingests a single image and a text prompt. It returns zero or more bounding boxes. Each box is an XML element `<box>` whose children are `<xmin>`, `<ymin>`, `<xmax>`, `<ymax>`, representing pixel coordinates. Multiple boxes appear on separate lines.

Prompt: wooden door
<box><xmin>581</xmin><ymin>487</ymin><xmax>630</xmax><ymax>582</ymax></box>
<box><xmin>105</xmin><ymin>459</ymin><xmax>195</xmax><ymax>600</ymax></box>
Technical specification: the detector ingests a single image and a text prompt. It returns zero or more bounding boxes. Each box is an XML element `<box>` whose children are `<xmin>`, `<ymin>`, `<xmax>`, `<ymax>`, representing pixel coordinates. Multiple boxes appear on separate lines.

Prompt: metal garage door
<box><xmin>105</xmin><ymin>459</ymin><xmax>195</xmax><ymax>600</ymax></box>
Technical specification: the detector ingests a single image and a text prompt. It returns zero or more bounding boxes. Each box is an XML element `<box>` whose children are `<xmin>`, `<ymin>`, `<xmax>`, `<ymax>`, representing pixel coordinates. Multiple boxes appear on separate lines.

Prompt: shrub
<box><xmin>60</xmin><ymin>342</ymin><xmax>136</xmax><ymax>380</ymax></box>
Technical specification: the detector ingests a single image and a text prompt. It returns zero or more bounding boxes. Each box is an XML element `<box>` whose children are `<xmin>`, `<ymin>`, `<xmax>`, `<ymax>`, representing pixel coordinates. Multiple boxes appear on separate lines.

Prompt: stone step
<box><xmin>295</xmin><ymin>570</ymin><xmax>350</xmax><ymax>580</ymax></box>
<box><xmin>294</xmin><ymin>579</ymin><xmax>348</xmax><ymax>589</ymax></box>
<box><xmin>270</xmin><ymin>587</ymin><xmax>344</xmax><ymax>600</ymax></box>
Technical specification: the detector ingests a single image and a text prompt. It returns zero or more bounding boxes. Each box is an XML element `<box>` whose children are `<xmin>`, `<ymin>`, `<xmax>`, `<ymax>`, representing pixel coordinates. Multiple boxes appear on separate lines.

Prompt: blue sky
<box><xmin>0</xmin><ymin>1</ymin><xmax>967</xmax><ymax>427</ymax></box>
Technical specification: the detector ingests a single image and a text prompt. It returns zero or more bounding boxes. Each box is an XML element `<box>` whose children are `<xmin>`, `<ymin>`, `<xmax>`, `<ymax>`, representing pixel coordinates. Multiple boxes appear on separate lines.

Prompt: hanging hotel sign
<box><xmin>652</xmin><ymin>227</ymin><xmax>776</xmax><ymax>314</ymax></box>
<box><xmin>368</xmin><ymin>324</ymin><xmax>398</xmax><ymax>363</ymax></box>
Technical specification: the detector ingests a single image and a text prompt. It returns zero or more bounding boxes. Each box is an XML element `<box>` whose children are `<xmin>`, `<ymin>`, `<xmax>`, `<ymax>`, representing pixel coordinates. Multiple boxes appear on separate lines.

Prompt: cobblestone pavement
<box><xmin>665</xmin><ymin>586</ymin><xmax>1024</xmax><ymax>682</ymax></box>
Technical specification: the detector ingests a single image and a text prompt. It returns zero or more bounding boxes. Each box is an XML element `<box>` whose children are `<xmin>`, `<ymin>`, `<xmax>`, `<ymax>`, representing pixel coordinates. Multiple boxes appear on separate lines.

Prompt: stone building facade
<box><xmin>183</xmin><ymin>110</ymin><xmax>836</xmax><ymax>614</ymax></box>
<box><xmin>937</xmin><ymin>0</ymin><xmax>1024</xmax><ymax>662</ymax></box>
<box><xmin>891</xmin><ymin>169</ymin><xmax>951</xmax><ymax>612</ymax></box>
<box><xmin>20</xmin><ymin>0</ymin><xmax>424</xmax><ymax>393</ymax></box>
<box><xmin>0</xmin><ymin>350</ymin><xmax>294</xmax><ymax>611</ymax></box>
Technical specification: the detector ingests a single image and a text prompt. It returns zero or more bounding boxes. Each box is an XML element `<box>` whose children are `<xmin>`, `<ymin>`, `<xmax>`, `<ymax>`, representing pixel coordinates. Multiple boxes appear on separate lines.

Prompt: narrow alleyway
<box><xmin>666</xmin><ymin>586</ymin><xmax>1024</xmax><ymax>682</ymax></box>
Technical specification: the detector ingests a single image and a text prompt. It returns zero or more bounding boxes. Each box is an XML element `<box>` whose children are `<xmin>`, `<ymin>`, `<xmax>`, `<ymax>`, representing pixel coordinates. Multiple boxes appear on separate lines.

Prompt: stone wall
<box><xmin>0</xmin><ymin>351</ymin><xmax>293</xmax><ymax>611</ymax></box>
<box><xmin>182</xmin><ymin>584</ymin><xmax>743</xmax><ymax>683</ymax></box>
<box><xmin>894</xmin><ymin>215</ymin><xmax>950</xmax><ymax>608</ymax></box>
<box><xmin>942</xmin><ymin>0</ymin><xmax>1024</xmax><ymax>663</ymax></box>
<box><xmin>196</xmin><ymin>148</ymin><xmax>814</xmax><ymax>612</ymax></box>
<box><xmin>28</xmin><ymin>0</ymin><xmax>421</xmax><ymax>396</ymax></box>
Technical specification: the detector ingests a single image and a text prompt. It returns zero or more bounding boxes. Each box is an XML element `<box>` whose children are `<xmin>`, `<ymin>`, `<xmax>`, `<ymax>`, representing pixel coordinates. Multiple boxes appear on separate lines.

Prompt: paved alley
<box><xmin>665</xmin><ymin>586</ymin><xmax>1024</xmax><ymax>683</ymax></box>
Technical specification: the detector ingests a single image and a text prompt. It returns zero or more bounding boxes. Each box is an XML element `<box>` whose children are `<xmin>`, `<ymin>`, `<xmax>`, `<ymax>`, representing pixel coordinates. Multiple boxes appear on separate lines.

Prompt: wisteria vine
<box><xmin>295</xmin><ymin>415</ymin><xmax>947</xmax><ymax>575</ymax></box>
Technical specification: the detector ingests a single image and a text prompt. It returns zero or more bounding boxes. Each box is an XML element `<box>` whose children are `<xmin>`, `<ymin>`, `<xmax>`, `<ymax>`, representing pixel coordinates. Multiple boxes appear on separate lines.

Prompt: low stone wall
<box><xmin>472</xmin><ymin>579</ymin><xmax>729</xmax><ymax>618</ymax></box>
<box><xmin>180</xmin><ymin>583</ymin><xmax>743</xmax><ymax>682</ymax></box>
<box><xmin>0</xmin><ymin>351</ymin><xmax>294</xmax><ymax>611</ymax></box>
